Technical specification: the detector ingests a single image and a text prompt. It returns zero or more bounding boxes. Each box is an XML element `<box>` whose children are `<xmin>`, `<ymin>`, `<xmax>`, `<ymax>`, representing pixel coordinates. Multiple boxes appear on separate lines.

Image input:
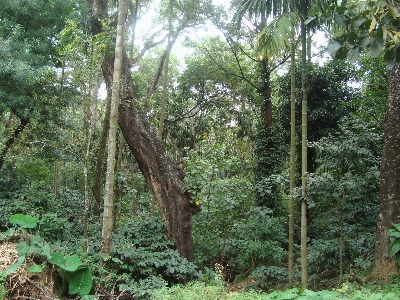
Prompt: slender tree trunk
<box><xmin>371</xmin><ymin>63</ymin><xmax>400</xmax><ymax>279</ymax></box>
<box><xmin>5</xmin><ymin>113</ymin><xmax>14</xmax><ymax>129</ymax></box>
<box><xmin>53</xmin><ymin>160</ymin><xmax>59</xmax><ymax>199</ymax></box>
<box><xmin>89</xmin><ymin>0</ymin><xmax>199</xmax><ymax>261</ymax></box>
<box><xmin>339</xmin><ymin>194</ymin><xmax>344</xmax><ymax>284</ymax></box>
<box><xmin>101</xmin><ymin>0</ymin><xmax>127</xmax><ymax>259</ymax></box>
<box><xmin>129</xmin><ymin>0</ymin><xmax>140</xmax><ymax>63</ymax></box>
<box><xmin>93</xmin><ymin>97</ymin><xmax>111</xmax><ymax>217</ymax></box>
<box><xmin>158</xmin><ymin>0</ymin><xmax>173</xmax><ymax>139</ymax></box>
<box><xmin>0</xmin><ymin>118</ymin><xmax>29</xmax><ymax>170</ymax></box>
<box><xmin>83</xmin><ymin>133</ymin><xmax>92</xmax><ymax>254</ymax></box>
<box><xmin>300</xmin><ymin>2</ymin><xmax>308</xmax><ymax>288</ymax></box>
<box><xmin>288</xmin><ymin>42</ymin><xmax>296</xmax><ymax>281</ymax></box>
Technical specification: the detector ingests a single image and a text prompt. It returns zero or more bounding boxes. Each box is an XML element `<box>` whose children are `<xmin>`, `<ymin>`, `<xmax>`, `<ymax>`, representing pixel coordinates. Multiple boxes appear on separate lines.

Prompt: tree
<box><xmin>299</xmin><ymin>0</ymin><xmax>308</xmax><ymax>287</ymax></box>
<box><xmin>101</xmin><ymin>0</ymin><xmax>127</xmax><ymax>260</ymax></box>
<box><xmin>233</xmin><ymin>0</ymin><xmax>299</xmax><ymax>213</ymax></box>
<box><xmin>88</xmin><ymin>0</ymin><xmax>208</xmax><ymax>261</ymax></box>
<box><xmin>315</xmin><ymin>0</ymin><xmax>400</xmax><ymax>279</ymax></box>
<box><xmin>374</xmin><ymin>62</ymin><xmax>400</xmax><ymax>277</ymax></box>
<box><xmin>0</xmin><ymin>0</ymin><xmax>79</xmax><ymax>170</ymax></box>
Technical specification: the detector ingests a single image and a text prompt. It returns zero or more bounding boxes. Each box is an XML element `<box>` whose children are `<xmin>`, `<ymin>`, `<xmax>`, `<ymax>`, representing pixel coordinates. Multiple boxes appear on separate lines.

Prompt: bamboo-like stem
<box><xmin>288</xmin><ymin>41</ymin><xmax>296</xmax><ymax>281</ymax></box>
<box><xmin>300</xmin><ymin>2</ymin><xmax>308</xmax><ymax>288</ymax></box>
<box><xmin>101</xmin><ymin>0</ymin><xmax>127</xmax><ymax>262</ymax></box>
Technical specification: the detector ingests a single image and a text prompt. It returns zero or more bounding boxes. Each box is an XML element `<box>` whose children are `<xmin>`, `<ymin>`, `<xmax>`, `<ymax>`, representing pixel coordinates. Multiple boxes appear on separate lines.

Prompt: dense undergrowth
<box><xmin>152</xmin><ymin>280</ymin><xmax>400</xmax><ymax>300</ymax></box>
<box><xmin>0</xmin><ymin>121</ymin><xmax>387</xmax><ymax>298</ymax></box>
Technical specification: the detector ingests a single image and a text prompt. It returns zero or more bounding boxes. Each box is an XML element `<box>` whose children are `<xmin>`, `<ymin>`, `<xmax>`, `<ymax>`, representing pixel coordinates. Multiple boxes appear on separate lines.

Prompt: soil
<box><xmin>0</xmin><ymin>241</ymin><xmax>59</xmax><ymax>300</ymax></box>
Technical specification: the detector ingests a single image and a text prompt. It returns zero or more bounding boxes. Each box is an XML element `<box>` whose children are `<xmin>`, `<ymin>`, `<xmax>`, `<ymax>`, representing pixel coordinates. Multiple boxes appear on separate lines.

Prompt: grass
<box><xmin>151</xmin><ymin>279</ymin><xmax>400</xmax><ymax>300</ymax></box>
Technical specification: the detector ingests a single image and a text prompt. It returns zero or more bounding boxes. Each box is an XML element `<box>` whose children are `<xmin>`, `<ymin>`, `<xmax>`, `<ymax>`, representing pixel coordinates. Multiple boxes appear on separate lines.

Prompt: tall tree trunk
<box><xmin>371</xmin><ymin>63</ymin><xmax>400</xmax><ymax>279</ymax></box>
<box><xmin>53</xmin><ymin>160</ymin><xmax>59</xmax><ymax>199</ymax></box>
<box><xmin>93</xmin><ymin>97</ymin><xmax>111</xmax><ymax>217</ymax></box>
<box><xmin>129</xmin><ymin>0</ymin><xmax>140</xmax><ymax>63</ymax></box>
<box><xmin>89</xmin><ymin>0</ymin><xmax>200</xmax><ymax>261</ymax></box>
<box><xmin>0</xmin><ymin>118</ymin><xmax>29</xmax><ymax>170</ymax></box>
<box><xmin>288</xmin><ymin>41</ymin><xmax>296</xmax><ymax>281</ymax></box>
<box><xmin>101</xmin><ymin>0</ymin><xmax>127</xmax><ymax>259</ymax></box>
<box><xmin>158</xmin><ymin>0</ymin><xmax>173</xmax><ymax>139</ymax></box>
<box><xmin>300</xmin><ymin>1</ymin><xmax>308</xmax><ymax>288</ymax></box>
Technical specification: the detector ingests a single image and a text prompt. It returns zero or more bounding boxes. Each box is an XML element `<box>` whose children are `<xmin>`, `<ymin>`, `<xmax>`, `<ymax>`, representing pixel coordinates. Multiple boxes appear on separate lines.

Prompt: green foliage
<box><xmin>0</xmin><ymin>272</ymin><xmax>7</xmax><ymax>299</ymax></box>
<box><xmin>251</xmin><ymin>266</ymin><xmax>288</xmax><ymax>290</ymax></box>
<box><xmin>95</xmin><ymin>212</ymin><xmax>199</xmax><ymax>298</ymax></box>
<box><xmin>313</xmin><ymin>1</ymin><xmax>400</xmax><ymax>68</ymax></box>
<box><xmin>388</xmin><ymin>223</ymin><xmax>400</xmax><ymax>267</ymax></box>
<box><xmin>185</xmin><ymin>143</ymin><xmax>285</xmax><ymax>274</ymax></box>
<box><xmin>9</xmin><ymin>214</ymin><xmax>39</xmax><ymax>229</ymax></box>
<box><xmin>258</xmin><ymin>12</ymin><xmax>300</xmax><ymax>61</ymax></box>
<box><xmin>306</xmin><ymin>118</ymin><xmax>381</xmax><ymax>280</ymax></box>
<box><xmin>3</xmin><ymin>214</ymin><xmax>94</xmax><ymax>297</ymax></box>
<box><xmin>151</xmin><ymin>280</ymin><xmax>267</xmax><ymax>300</ymax></box>
<box><xmin>265</xmin><ymin>288</ymin><xmax>338</xmax><ymax>299</ymax></box>
<box><xmin>184</xmin><ymin>143</ymin><xmax>245</xmax><ymax>202</ymax></box>
<box><xmin>253</xmin><ymin>122</ymin><xmax>288</xmax><ymax>213</ymax></box>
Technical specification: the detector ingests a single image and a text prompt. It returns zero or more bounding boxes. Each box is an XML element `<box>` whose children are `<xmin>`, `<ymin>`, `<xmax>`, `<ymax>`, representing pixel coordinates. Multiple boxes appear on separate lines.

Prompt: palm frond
<box><xmin>257</xmin><ymin>11</ymin><xmax>301</xmax><ymax>60</ymax></box>
<box><xmin>233</xmin><ymin>0</ymin><xmax>294</xmax><ymax>28</ymax></box>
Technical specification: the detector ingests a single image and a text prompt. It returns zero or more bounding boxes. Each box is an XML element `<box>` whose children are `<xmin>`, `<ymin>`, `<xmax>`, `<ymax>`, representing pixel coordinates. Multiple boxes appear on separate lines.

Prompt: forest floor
<box><xmin>2</xmin><ymin>241</ymin><xmax>400</xmax><ymax>300</ymax></box>
<box><xmin>0</xmin><ymin>241</ymin><xmax>60</xmax><ymax>299</ymax></box>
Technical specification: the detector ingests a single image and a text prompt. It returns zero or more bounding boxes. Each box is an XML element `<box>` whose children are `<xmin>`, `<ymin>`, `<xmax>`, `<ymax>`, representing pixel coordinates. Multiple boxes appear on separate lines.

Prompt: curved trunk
<box><xmin>89</xmin><ymin>0</ymin><xmax>199</xmax><ymax>260</ymax></box>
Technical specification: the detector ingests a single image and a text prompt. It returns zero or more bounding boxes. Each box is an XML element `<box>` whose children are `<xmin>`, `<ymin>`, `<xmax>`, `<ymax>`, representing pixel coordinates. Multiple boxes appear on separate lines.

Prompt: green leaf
<box><xmin>348</xmin><ymin>47</ymin><xmax>360</xmax><ymax>62</ymax></box>
<box><xmin>9</xmin><ymin>214</ymin><xmax>39</xmax><ymax>229</ymax></box>
<box><xmin>279</xmin><ymin>288</ymin><xmax>299</xmax><ymax>299</ymax></box>
<box><xmin>50</xmin><ymin>252</ymin><xmax>81</xmax><ymax>271</ymax></box>
<box><xmin>111</xmin><ymin>257</ymin><xmax>122</xmax><ymax>264</ymax></box>
<box><xmin>16</xmin><ymin>241</ymin><xmax>30</xmax><ymax>256</ymax></box>
<box><xmin>336</xmin><ymin>46</ymin><xmax>349</xmax><ymax>60</ymax></box>
<box><xmin>81</xmin><ymin>296</ymin><xmax>96</xmax><ymax>300</ymax></box>
<box><xmin>326</xmin><ymin>40</ymin><xmax>342</xmax><ymax>54</ymax></box>
<box><xmin>50</xmin><ymin>252</ymin><xmax>65</xmax><ymax>267</ymax></box>
<box><xmin>392</xmin><ymin>223</ymin><xmax>400</xmax><ymax>232</ymax></box>
<box><xmin>41</xmin><ymin>243</ymin><xmax>51</xmax><ymax>259</ymax></box>
<box><xmin>64</xmin><ymin>254</ymin><xmax>81</xmax><ymax>272</ymax></box>
<box><xmin>69</xmin><ymin>268</ymin><xmax>93</xmax><ymax>296</ymax></box>
<box><xmin>368</xmin><ymin>39</ymin><xmax>383</xmax><ymax>57</ymax></box>
<box><xmin>28</xmin><ymin>264</ymin><xmax>42</xmax><ymax>273</ymax></box>
<box><xmin>316</xmin><ymin>290</ymin><xmax>339</xmax><ymax>299</ymax></box>
<box><xmin>390</xmin><ymin>240</ymin><xmax>400</xmax><ymax>257</ymax></box>
<box><xmin>265</xmin><ymin>290</ymin><xmax>280</xmax><ymax>299</ymax></box>
<box><xmin>7</xmin><ymin>255</ymin><xmax>25</xmax><ymax>274</ymax></box>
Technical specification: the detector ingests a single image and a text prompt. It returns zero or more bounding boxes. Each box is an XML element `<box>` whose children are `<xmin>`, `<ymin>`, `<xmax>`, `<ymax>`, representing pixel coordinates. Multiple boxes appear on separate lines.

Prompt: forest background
<box><xmin>0</xmin><ymin>0</ymin><xmax>400</xmax><ymax>299</ymax></box>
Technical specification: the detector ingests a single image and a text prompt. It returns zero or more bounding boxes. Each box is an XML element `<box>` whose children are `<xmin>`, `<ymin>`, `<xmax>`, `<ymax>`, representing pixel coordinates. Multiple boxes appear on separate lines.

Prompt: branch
<box><xmin>0</xmin><ymin>118</ymin><xmax>29</xmax><ymax>170</ymax></box>
<box><xmin>199</xmin><ymin>39</ymin><xmax>259</xmax><ymax>91</ymax></box>
<box><xmin>130</xmin><ymin>29</ymin><xmax>167</xmax><ymax>66</ymax></box>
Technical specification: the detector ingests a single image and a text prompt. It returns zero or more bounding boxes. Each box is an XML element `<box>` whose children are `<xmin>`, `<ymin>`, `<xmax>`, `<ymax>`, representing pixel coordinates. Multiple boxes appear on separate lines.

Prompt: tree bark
<box><xmin>93</xmin><ymin>97</ymin><xmax>111</xmax><ymax>217</ymax></box>
<box><xmin>300</xmin><ymin>1</ymin><xmax>308</xmax><ymax>287</ymax></box>
<box><xmin>89</xmin><ymin>0</ymin><xmax>200</xmax><ymax>261</ymax></box>
<box><xmin>288</xmin><ymin>41</ymin><xmax>296</xmax><ymax>281</ymax></box>
<box><xmin>101</xmin><ymin>0</ymin><xmax>126</xmax><ymax>259</ymax></box>
<box><xmin>371</xmin><ymin>63</ymin><xmax>400</xmax><ymax>279</ymax></box>
<box><xmin>0</xmin><ymin>117</ymin><xmax>29</xmax><ymax>170</ymax></box>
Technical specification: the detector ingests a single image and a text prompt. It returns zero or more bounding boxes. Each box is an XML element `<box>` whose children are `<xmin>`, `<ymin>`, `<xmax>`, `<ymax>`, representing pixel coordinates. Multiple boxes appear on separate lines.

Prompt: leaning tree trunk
<box><xmin>89</xmin><ymin>0</ymin><xmax>199</xmax><ymax>261</ymax></box>
<box><xmin>372</xmin><ymin>62</ymin><xmax>400</xmax><ymax>279</ymax></box>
